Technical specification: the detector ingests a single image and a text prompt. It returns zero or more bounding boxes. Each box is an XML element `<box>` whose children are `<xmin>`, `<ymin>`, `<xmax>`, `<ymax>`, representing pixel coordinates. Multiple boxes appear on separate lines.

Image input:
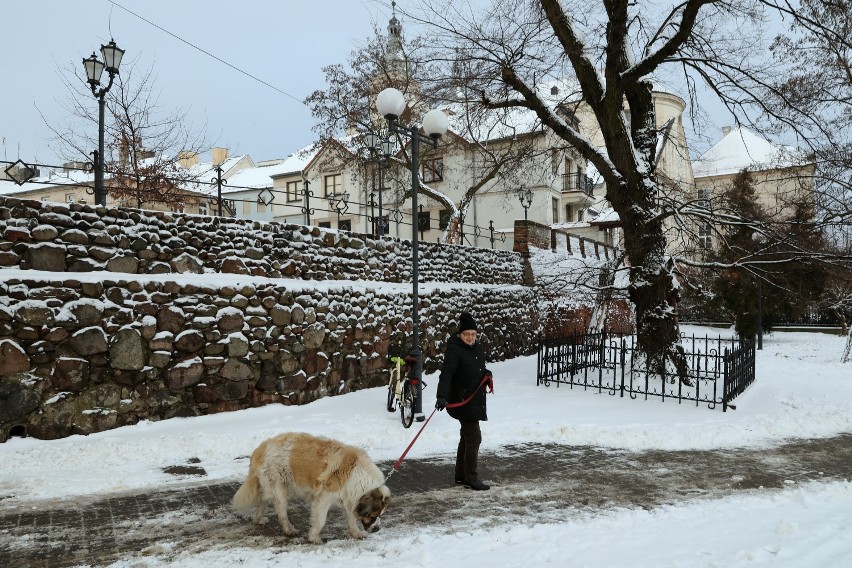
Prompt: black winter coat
<box><xmin>437</xmin><ymin>335</ymin><xmax>489</xmax><ymax>422</ymax></box>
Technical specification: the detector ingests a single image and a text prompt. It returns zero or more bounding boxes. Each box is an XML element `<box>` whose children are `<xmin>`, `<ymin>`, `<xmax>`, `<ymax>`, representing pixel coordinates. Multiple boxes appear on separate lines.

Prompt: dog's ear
<box><xmin>357</xmin><ymin>487</ymin><xmax>390</xmax><ymax>517</ymax></box>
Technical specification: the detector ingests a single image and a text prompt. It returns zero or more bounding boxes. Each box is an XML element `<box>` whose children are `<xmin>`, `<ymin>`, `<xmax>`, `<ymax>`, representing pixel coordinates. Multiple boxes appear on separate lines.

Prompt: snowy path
<box><xmin>2</xmin><ymin>434</ymin><xmax>850</xmax><ymax>568</ymax></box>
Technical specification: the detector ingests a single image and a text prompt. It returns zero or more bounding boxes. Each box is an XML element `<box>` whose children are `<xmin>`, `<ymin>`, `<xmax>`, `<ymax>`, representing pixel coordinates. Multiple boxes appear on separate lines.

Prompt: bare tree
<box><xmin>304</xmin><ymin>22</ymin><xmax>557</xmax><ymax>243</ymax></box>
<box><xmin>389</xmin><ymin>0</ymin><xmax>852</xmax><ymax>380</ymax></box>
<box><xmin>42</xmin><ymin>57</ymin><xmax>210</xmax><ymax>209</ymax></box>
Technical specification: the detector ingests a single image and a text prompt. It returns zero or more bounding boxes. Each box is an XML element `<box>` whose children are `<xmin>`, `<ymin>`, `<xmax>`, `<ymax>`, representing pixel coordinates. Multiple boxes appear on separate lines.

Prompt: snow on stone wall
<box><xmin>0</xmin><ymin>196</ymin><xmax>522</xmax><ymax>285</ymax></box>
<box><xmin>0</xmin><ymin>196</ymin><xmax>539</xmax><ymax>442</ymax></box>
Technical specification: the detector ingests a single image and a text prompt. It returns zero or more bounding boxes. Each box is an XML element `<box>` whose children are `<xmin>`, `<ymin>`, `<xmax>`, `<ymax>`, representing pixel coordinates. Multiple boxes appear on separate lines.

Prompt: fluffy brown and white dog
<box><xmin>232</xmin><ymin>432</ymin><xmax>391</xmax><ymax>544</ymax></box>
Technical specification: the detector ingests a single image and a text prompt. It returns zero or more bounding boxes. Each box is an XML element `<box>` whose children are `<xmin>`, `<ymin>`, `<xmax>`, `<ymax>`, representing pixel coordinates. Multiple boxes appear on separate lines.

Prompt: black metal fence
<box><xmin>537</xmin><ymin>332</ymin><xmax>755</xmax><ymax>411</ymax></box>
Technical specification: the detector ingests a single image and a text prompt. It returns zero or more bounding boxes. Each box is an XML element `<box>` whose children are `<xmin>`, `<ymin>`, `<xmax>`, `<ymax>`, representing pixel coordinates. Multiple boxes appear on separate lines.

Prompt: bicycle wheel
<box><xmin>399</xmin><ymin>380</ymin><xmax>415</xmax><ymax>428</ymax></box>
<box><xmin>386</xmin><ymin>373</ymin><xmax>397</xmax><ymax>412</ymax></box>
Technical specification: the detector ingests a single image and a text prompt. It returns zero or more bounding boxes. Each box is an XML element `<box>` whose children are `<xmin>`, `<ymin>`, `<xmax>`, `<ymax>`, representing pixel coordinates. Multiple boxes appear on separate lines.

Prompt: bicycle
<box><xmin>386</xmin><ymin>354</ymin><xmax>419</xmax><ymax>428</ymax></box>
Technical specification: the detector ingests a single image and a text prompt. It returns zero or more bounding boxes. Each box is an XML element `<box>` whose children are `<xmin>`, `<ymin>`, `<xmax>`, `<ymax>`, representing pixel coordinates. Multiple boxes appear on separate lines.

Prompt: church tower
<box><xmin>386</xmin><ymin>1</ymin><xmax>409</xmax><ymax>82</ymax></box>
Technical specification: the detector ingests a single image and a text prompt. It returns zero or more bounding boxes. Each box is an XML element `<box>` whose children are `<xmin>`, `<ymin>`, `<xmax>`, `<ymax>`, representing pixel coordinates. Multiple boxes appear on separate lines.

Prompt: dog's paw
<box><xmin>350</xmin><ymin>530</ymin><xmax>369</xmax><ymax>539</ymax></box>
<box><xmin>307</xmin><ymin>533</ymin><xmax>324</xmax><ymax>544</ymax></box>
<box><xmin>282</xmin><ymin>527</ymin><xmax>298</xmax><ymax>537</ymax></box>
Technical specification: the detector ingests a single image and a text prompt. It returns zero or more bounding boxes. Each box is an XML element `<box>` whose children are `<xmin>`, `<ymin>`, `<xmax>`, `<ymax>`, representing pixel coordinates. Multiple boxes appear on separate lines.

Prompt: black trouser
<box><xmin>455</xmin><ymin>421</ymin><xmax>482</xmax><ymax>484</ymax></box>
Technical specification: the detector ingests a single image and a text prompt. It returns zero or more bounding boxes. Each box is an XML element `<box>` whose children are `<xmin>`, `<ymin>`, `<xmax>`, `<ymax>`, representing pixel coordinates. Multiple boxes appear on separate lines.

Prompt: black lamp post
<box><xmin>376</xmin><ymin>87</ymin><xmax>448</xmax><ymax>421</ymax></box>
<box><xmin>83</xmin><ymin>39</ymin><xmax>125</xmax><ymax>206</ymax></box>
<box><xmin>518</xmin><ymin>187</ymin><xmax>533</xmax><ymax>220</ymax></box>
<box><xmin>366</xmin><ymin>131</ymin><xmax>394</xmax><ymax>237</ymax></box>
<box><xmin>751</xmin><ymin>232</ymin><xmax>764</xmax><ymax>350</ymax></box>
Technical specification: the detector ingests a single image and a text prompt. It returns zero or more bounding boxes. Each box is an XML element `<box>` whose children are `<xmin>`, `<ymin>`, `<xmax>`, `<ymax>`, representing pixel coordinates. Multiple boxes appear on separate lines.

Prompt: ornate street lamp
<box><xmin>376</xmin><ymin>87</ymin><xmax>448</xmax><ymax>421</ymax></box>
<box><xmin>518</xmin><ymin>187</ymin><xmax>533</xmax><ymax>220</ymax></box>
<box><xmin>83</xmin><ymin>39</ymin><xmax>125</xmax><ymax>206</ymax></box>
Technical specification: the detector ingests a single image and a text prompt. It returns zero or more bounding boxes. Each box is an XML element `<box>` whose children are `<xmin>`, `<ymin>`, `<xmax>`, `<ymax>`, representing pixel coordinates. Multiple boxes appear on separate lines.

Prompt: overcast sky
<box><xmin>0</xmin><ymin>0</ymin><xmax>392</xmax><ymax>166</ymax></box>
<box><xmin>2</xmin><ymin>1</ymin><xmax>744</xmax><ymax>170</ymax></box>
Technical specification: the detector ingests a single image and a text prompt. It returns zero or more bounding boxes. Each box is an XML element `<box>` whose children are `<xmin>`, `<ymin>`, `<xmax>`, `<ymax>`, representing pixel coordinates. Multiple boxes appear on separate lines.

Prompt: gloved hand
<box><xmin>435</xmin><ymin>396</ymin><xmax>447</xmax><ymax>411</ymax></box>
<box><xmin>484</xmin><ymin>371</ymin><xmax>494</xmax><ymax>393</ymax></box>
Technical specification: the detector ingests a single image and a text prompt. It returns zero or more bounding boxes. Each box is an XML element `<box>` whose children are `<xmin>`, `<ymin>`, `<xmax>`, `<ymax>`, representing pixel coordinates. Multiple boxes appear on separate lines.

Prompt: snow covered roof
<box><xmin>0</xmin><ymin>166</ymin><xmax>94</xmax><ymax>196</ymax></box>
<box><xmin>692</xmin><ymin>127</ymin><xmax>810</xmax><ymax>178</ymax></box>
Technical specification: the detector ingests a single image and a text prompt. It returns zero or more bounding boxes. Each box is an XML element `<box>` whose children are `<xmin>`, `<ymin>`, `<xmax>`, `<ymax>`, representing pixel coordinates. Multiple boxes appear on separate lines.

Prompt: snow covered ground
<box><xmin>2</xmin><ymin>326</ymin><xmax>851</xmax><ymax>567</ymax></box>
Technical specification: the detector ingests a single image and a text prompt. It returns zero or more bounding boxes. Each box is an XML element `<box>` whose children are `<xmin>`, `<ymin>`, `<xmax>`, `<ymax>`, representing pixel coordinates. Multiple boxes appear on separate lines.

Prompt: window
<box><xmin>65</xmin><ymin>193</ymin><xmax>75</xmax><ymax>203</ymax></box>
<box><xmin>421</xmin><ymin>157</ymin><xmax>444</xmax><ymax>183</ymax></box>
<box><xmin>552</xmin><ymin>197</ymin><xmax>559</xmax><ymax>223</ymax></box>
<box><xmin>324</xmin><ymin>174</ymin><xmax>342</xmax><ymax>197</ymax></box>
<box><xmin>199</xmin><ymin>205</ymin><xmax>208</xmax><ymax>216</ymax></box>
<box><xmin>319</xmin><ymin>221</ymin><xmax>332</xmax><ymax>229</ymax></box>
<box><xmin>439</xmin><ymin>209</ymin><xmax>452</xmax><ymax>230</ymax></box>
<box><xmin>698</xmin><ymin>222</ymin><xmax>713</xmax><ymax>250</ymax></box>
<box><xmin>697</xmin><ymin>187</ymin><xmax>712</xmax><ymax>207</ymax></box>
<box><xmin>577</xmin><ymin>209</ymin><xmax>584</xmax><ymax>222</ymax></box>
<box><xmin>286</xmin><ymin>180</ymin><xmax>301</xmax><ymax>203</ymax></box>
<box><xmin>243</xmin><ymin>200</ymin><xmax>251</xmax><ymax>215</ymax></box>
<box><xmin>418</xmin><ymin>211</ymin><xmax>431</xmax><ymax>232</ymax></box>
<box><xmin>339</xmin><ymin>219</ymin><xmax>352</xmax><ymax>232</ymax></box>
<box><xmin>257</xmin><ymin>200</ymin><xmax>267</xmax><ymax>214</ymax></box>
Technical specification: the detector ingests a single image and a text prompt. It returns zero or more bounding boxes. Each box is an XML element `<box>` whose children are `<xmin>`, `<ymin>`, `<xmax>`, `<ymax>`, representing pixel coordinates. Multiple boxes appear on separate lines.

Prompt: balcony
<box><xmin>561</xmin><ymin>172</ymin><xmax>595</xmax><ymax>196</ymax></box>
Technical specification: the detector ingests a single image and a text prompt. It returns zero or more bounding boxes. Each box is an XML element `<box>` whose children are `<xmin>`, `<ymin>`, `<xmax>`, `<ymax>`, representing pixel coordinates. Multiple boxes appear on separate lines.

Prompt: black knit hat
<box><xmin>458</xmin><ymin>312</ymin><xmax>477</xmax><ymax>333</ymax></box>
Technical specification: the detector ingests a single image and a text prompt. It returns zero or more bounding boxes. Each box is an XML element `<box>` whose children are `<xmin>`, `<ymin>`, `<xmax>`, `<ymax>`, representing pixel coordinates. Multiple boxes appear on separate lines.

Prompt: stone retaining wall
<box><xmin>0</xmin><ymin>196</ymin><xmax>522</xmax><ymax>285</ymax></box>
<box><xmin>0</xmin><ymin>275</ymin><xmax>537</xmax><ymax>442</ymax></box>
<box><xmin>0</xmin><ymin>195</ymin><xmax>542</xmax><ymax>442</ymax></box>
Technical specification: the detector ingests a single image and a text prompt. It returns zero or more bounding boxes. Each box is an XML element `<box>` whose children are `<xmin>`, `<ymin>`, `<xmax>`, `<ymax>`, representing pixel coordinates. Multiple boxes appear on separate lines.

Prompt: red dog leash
<box><xmin>387</xmin><ymin>374</ymin><xmax>493</xmax><ymax>480</ymax></box>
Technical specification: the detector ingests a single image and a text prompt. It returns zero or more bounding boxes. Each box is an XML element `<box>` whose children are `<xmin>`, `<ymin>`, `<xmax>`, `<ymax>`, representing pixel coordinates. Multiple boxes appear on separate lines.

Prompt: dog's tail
<box><xmin>232</xmin><ymin>469</ymin><xmax>262</xmax><ymax>512</ymax></box>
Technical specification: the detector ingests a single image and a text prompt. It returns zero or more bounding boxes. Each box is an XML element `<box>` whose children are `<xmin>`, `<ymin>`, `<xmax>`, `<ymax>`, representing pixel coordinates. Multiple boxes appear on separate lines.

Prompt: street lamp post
<box><xmin>376</xmin><ymin>87</ymin><xmax>448</xmax><ymax>421</ymax></box>
<box><xmin>82</xmin><ymin>39</ymin><xmax>125</xmax><ymax>207</ymax></box>
<box><xmin>518</xmin><ymin>187</ymin><xmax>533</xmax><ymax>220</ymax></box>
<box><xmin>366</xmin><ymin>131</ymin><xmax>394</xmax><ymax>237</ymax></box>
<box><xmin>751</xmin><ymin>232</ymin><xmax>764</xmax><ymax>350</ymax></box>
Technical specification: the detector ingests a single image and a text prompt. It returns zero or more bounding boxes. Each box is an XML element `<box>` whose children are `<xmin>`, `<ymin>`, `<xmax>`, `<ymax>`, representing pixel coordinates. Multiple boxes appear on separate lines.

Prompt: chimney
<box><xmin>212</xmin><ymin>147</ymin><xmax>230</xmax><ymax>166</ymax></box>
<box><xmin>722</xmin><ymin>126</ymin><xmax>732</xmax><ymax>136</ymax></box>
<box><xmin>178</xmin><ymin>150</ymin><xmax>199</xmax><ymax>169</ymax></box>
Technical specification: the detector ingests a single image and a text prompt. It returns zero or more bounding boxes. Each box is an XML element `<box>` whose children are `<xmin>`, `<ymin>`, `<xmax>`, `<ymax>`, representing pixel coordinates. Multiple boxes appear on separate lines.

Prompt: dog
<box><xmin>232</xmin><ymin>432</ymin><xmax>391</xmax><ymax>544</ymax></box>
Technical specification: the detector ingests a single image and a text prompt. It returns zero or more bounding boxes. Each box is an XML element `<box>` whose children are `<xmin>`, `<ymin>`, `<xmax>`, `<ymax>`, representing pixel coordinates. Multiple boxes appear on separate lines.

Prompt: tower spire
<box><xmin>386</xmin><ymin>1</ymin><xmax>407</xmax><ymax>79</ymax></box>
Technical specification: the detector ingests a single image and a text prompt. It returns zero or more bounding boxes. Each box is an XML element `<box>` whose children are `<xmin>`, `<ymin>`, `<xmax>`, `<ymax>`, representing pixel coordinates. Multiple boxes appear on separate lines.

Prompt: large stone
<box><xmin>106</xmin><ymin>255</ymin><xmax>140</xmax><ymax>273</ymax></box>
<box><xmin>15</xmin><ymin>301</ymin><xmax>54</xmax><ymax>326</ymax></box>
<box><xmin>65</xmin><ymin>300</ymin><xmax>104</xmax><ymax>326</ymax></box>
<box><xmin>157</xmin><ymin>306</ymin><xmax>186</xmax><ymax>334</ymax></box>
<box><xmin>216</xmin><ymin>307</ymin><xmax>244</xmax><ymax>333</ymax></box>
<box><xmin>0</xmin><ymin>250</ymin><xmax>19</xmax><ymax>266</ymax></box>
<box><xmin>302</xmin><ymin>323</ymin><xmax>326</xmax><ymax>349</ymax></box>
<box><xmin>26</xmin><ymin>243</ymin><xmax>66</xmax><ymax>272</ymax></box>
<box><xmin>110</xmin><ymin>328</ymin><xmax>146</xmax><ymax>370</ymax></box>
<box><xmin>51</xmin><ymin>357</ymin><xmax>90</xmax><ymax>391</ymax></box>
<box><xmin>171</xmin><ymin>252</ymin><xmax>203</xmax><ymax>274</ymax></box>
<box><xmin>167</xmin><ymin>357</ymin><xmax>205</xmax><ymax>389</ymax></box>
<box><xmin>0</xmin><ymin>339</ymin><xmax>30</xmax><ymax>375</ymax></box>
<box><xmin>0</xmin><ymin>377</ymin><xmax>40</xmax><ymax>422</ymax></box>
<box><xmin>220</xmin><ymin>358</ymin><xmax>252</xmax><ymax>381</ymax></box>
<box><xmin>219</xmin><ymin>257</ymin><xmax>250</xmax><ymax>275</ymax></box>
<box><xmin>270</xmin><ymin>305</ymin><xmax>292</xmax><ymax>326</ymax></box>
<box><xmin>174</xmin><ymin>329</ymin><xmax>205</xmax><ymax>352</ymax></box>
<box><xmin>215</xmin><ymin>380</ymin><xmax>249</xmax><ymax>400</ymax></box>
<box><xmin>227</xmin><ymin>333</ymin><xmax>250</xmax><ymax>357</ymax></box>
<box><xmin>69</xmin><ymin>327</ymin><xmax>109</xmax><ymax>356</ymax></box>
<box><xmin>30</xmin><ymin>225</ymin><xmax>59</xmax><ymax>241</ymax></box>
<box><xmin>277</xmin><ymin>349</ymin><xmax>301</xmax><ymax>375</ymax></box>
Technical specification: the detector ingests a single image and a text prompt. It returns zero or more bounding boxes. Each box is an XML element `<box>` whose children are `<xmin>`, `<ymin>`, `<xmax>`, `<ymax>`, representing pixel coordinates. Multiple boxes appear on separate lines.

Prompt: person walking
<box><xmin>435</xmin><ymin>312</ymin><xmax>493</xmax><ymax>491</ymax></box>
